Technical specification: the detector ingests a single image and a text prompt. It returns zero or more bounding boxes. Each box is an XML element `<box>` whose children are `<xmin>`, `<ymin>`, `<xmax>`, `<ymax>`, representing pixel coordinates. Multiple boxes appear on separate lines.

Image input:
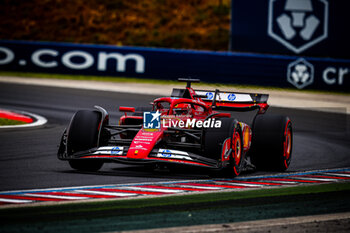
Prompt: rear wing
<box><xmin>194</xmin><ymin>89</ymin><xmax>269</xmax><ymax>113</ymax></box>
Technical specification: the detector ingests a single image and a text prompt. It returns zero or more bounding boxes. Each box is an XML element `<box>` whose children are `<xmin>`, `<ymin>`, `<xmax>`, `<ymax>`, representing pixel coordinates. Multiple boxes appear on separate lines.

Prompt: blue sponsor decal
<box><xmin>161</xmin><ymin>149</ymin><xmax>172</xmax><ymax>158</ymax></box>
<box><xmin>143</xmin><ymin>111</ymin><xmax>161</xmax><ymax>129</ymax></box>
<box><xmin>206</xmin><ymin>92</ymin><xmax>214</xmax><ymax>100</ymax></box>
<box><xmin>228</xmin><ymin>93</ymin><xmax>236</xmax><ymax>101</ymax></box>
<box><xmin>111</xmin><ymin>147</ymin><xmax>122</xmax><ymax>155</ymax></box>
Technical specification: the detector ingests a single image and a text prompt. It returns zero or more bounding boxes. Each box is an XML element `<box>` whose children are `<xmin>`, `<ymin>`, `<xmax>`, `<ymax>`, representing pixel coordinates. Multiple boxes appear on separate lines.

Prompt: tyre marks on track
<box><xmin>0</xmin><ymin>168</ymin><xmax>349</xmax><ymax>206</ymax></box>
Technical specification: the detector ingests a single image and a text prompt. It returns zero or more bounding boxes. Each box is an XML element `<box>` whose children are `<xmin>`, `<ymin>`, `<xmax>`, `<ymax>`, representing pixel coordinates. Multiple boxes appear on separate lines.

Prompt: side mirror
<box><xmin>214</xmin><ymin>112</ymin><xmax>231</xmax><ymax>118</ymax></box>
<box><xmin>119</xmin><ymin>106</ymin><xmax>135</xmax><ymax>112</ymax></box>
<box><xmin>119</xmin><ymin>106</ymin><xmax>135</xmax><ymax>116</ymax></box>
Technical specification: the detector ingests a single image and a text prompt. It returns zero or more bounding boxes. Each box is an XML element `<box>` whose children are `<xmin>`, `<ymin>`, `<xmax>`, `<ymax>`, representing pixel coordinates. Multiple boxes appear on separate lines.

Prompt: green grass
<box><xmin>1</xmin><ymin>71</ymin><xmax>349</xmax><ymax>95</ymax></box>
<box><xmin>0</xmin><ymin>118</ymin><xmax>26</xmax><ymax>126</ymax></box>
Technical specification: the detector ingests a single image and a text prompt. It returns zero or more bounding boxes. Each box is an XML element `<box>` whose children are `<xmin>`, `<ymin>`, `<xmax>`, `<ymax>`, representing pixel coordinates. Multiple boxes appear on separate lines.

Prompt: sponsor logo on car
<box><xmin>156</xmin><ymin>149</ymin><xmax>193</xmax><ymax>160</ymax></box>
<box><xmin>111</xmin><ymin>146</ymin><xmax>123</xmax><ymax>155</ymax></box>
<box><xmin>196</xmin><ymin>91</ymin><xmax>253</xmax><ymax>102</ymax></box>
<box><xmin>161</xmin><ymin>149</ymin><xmax>172</xmax><ymax>158</ymax></box>
<box><xmin>228</xmin><ymin>93</ymin><xmax>236</xmax><ymax>101</ymax></box>
<box><xmin>92</xmin><ymin>146</ymin><xmax>124</xmax><ymax>155</ymax></box>
<box><xmin>206</xmin><ymin>92</ymin><xmax>214</xmax><ymax>100</ymax></box>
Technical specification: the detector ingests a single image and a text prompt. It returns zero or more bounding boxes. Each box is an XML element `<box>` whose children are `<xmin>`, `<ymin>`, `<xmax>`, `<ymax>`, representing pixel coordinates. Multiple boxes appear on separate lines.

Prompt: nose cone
<box><xmin>127</xmin><ymin>129</ymin><xmax>163</xmax><ymax>159</ymax></box>
<box><xmin>285</xmin><ymin>0</ymin><xmax>312</xmax><ymax>12</ymax></box>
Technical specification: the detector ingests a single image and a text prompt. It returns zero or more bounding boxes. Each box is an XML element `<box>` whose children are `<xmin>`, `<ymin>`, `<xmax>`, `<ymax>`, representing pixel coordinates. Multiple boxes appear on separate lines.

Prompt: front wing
<box><xmin>59</xmin><ymin>146</ymin><xmax>220</xmax><ymax>169</ymax></box>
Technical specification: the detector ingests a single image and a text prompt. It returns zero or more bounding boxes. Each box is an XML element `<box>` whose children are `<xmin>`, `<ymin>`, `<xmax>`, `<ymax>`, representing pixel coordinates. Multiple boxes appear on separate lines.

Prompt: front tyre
<box><xmin>231</xmin><ymin>129</ymin><xmax>243</xmax><ymax>176</ymax></box>
<box><xmin>250</xmin><ymin>114</ymin><xmax>293</xmax><ymax>171</ymax></box>
<box><xmin>67</xmin><ymin>110</ymin><xmax>104</xmax><ymax>171</ymax></box>
<box><xmin>69</xmin><ymin>160</ymin><xmax>103</xmax><ymax>172</ymax></box>
<box><xmin>204</xmin><ymin>118</ymin><xmax>243</xmax><ymax>177</ymax></box>
<box><xmin>219</xmin><ymin>124</ymin><xmax>243</xmax><ymax>177</ymax></box>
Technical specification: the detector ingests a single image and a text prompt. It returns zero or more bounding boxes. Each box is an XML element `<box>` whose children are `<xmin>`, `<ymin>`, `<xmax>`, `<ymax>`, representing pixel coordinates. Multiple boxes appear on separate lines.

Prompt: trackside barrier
<box><xmin>0</xmin><ymin>40</ymin><xmax>349</xmax><ymax>91</ymax></box>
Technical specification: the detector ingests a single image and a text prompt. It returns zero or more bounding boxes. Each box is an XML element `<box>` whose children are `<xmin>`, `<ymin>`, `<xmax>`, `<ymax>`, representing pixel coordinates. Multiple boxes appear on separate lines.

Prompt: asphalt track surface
<box><xmin>0</xmin><ymin>83</ymin><xmax>349</xmax><ymax>191</ymax></box>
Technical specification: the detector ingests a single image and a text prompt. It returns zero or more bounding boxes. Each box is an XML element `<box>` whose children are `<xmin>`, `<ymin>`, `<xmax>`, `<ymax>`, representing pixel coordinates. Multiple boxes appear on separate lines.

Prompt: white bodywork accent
<box><xmin>156</xmin><ymin>148</ymin><xmax>193</xmax><ymax>160</ymax></box>
<box><xmin>92</xmin><ymin>146</ymin><xmax>124</xmax><ymax>155</ymax></box>
<box><xmin>196</xmin><ymin>91</ymin><xmax>253</xmax><ymax>102</ymax></box>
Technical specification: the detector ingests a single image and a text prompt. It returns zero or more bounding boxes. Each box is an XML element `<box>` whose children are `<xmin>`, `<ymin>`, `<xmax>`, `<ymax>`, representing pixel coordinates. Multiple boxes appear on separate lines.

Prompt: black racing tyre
<box><xmin>249</xmin><ymin>114</ymin><xmax>292</xmax><ymax>171</ymax></box>
<box><xmin>203</xmin><ymin>118</ymin><xmax>243</xmax><ymax>177</ymax></box>
<box><xmin>67</xmin><ymin>110</ymin><xmax>104</xmax><ymax>171</ymax></box>
<box><xmin>69</xmin><ymin>160</ymin><xmax>103</xmax><ymax>172</ymax></box>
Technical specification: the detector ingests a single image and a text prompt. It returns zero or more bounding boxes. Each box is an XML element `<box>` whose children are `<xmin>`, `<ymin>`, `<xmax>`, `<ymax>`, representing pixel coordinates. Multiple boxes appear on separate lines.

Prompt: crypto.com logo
<box><xmin>287</xmin><ymin>58</ymin><xmax>314</xmax><ymax>89</ymax></box>
<box><xmin>268</xmin><ymin>0</ymin><xmax>328</xmax><ymax>53</ymax></box>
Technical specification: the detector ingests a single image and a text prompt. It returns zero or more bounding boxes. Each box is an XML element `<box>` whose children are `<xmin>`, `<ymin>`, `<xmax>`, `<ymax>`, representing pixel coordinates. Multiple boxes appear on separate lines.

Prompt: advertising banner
<box><xmin>0</xmin><ymin>40</ymin><xmax>349</xmax><ymax>91</ymax></box>
<box><xmin>231</xmin><ymin>0</ymin><xmax>350</xmax><ymax>59</ymax></box>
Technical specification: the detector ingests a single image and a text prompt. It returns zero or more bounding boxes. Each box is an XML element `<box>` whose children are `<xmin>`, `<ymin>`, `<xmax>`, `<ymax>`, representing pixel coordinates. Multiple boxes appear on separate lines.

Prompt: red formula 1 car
<box><xmin>58</xmin><ymin>79</ymin><xmax>292</xmax><ymax>177</ymax></box>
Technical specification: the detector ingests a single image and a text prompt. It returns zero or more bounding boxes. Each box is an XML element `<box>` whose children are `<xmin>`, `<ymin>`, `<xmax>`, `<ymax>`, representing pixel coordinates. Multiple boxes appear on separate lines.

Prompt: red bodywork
<box><xmin>112</xmin><ymin>85</ymin><xmax>268</xmax><ymax>168</ymax></box>
<box><xmin>57</xmin><ymin>80</ymin><xmax>287</xmax><ymax>176</ymax></box>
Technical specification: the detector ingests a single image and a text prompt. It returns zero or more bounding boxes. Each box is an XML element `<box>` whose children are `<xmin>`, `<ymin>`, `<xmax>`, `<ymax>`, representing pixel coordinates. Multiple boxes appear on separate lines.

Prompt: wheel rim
<box><xmin>283</xmin><ymin>122</ymin><xmax>292</xmax><ymax>169</ymax></box>
<box><xmin>284</xmin><ymin>129</ymin><xmax>292</xmax><ymax>159</ymax></box>
<box><xmin>233</xmin><ymin>132</ymin><xmax>242</xmax><ymax>166</ymax></box>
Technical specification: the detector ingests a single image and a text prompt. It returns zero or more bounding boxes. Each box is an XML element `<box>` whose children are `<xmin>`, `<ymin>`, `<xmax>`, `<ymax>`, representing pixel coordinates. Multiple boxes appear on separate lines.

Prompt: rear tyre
<box><xmin>204</xmin><ymin>118</ymin><xmax>243</xmax><ymax>177</ymax></box>
<box><xmin>67</xmin><ymin>110</ymin><xmax>104</xmax><ymax>171</ymax></box>
<box><xmin>249</xmin><ymin>114</ymin><xmax>292</xmax><ymax>171</ymax></box>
